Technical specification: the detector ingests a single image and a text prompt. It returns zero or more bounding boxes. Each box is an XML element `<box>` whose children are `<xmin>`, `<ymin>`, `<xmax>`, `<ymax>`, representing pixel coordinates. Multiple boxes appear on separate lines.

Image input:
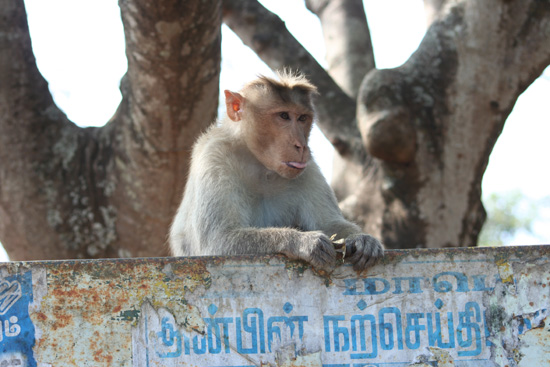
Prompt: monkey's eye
<box><xmin>298</xmin><ymin>115</ymin><xmax>308</xmax><ymax>122</ymax></box>
<box><xmin>279</xmin><ymin>112</ymin><xmax>290</xmax><ymax>120</ymax></box>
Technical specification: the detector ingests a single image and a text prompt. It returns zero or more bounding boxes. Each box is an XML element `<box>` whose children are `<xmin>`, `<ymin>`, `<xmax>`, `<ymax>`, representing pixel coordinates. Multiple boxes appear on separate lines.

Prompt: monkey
<box><xmin>169</xmin><ymin>71</ymin><xmax>383</xmax><ymax>273</ymax></box>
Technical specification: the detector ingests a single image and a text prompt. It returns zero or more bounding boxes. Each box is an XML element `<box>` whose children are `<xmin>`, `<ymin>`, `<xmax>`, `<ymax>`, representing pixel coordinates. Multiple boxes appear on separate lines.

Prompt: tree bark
<box><xmin>0</xmin><ymin>0</ymin><xmax>221</xmax><ymax>260</ymax></box>
<box><xmin>356</xmin><ymin>1</ymin><xmax>550</xmax><ymax>248</ymax></box>
<box><xmin>423</xmin><ymin>0</ymin><xmax>448</xmax><ymax>25</ymax></box>
<box><xmin>225</xmin><ymin>0</ymin><xmax>550</xmax><ymax>249</ymax></box>
<box><xmin>304</xmin><ymin>0</ymin><xmax>380</xmax><ymax>223</ymax></box>
<box><xmin>305</xmin><ymin>0</ymin><xmax>375</xmax><ymax>99</ymax></box>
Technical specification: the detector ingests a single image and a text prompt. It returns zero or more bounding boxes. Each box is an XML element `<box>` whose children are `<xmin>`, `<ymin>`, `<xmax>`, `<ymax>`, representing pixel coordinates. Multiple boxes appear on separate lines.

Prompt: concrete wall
<box><xmin>0</xmin><ymin>245</ymin><xmax>549</xmax><ymax>366</ymax></box>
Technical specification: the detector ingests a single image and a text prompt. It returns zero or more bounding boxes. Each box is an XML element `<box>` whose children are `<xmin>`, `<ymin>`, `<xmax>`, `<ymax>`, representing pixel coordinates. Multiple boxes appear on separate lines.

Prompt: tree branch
<box><xmin>106</xmin><ymin>0</ymin><xmax>223</xmax><ymax>256</ymax></box>
<box><xmin>306</xmin><ymin>0</ymin><xmax>375</xmax><ymax>99</ymax></box>
<box><xmin>118</xmin><ymin>0</ymin><xmax>221</xmax><ymax>155</ymax></box>
<box><xmin>223</xmin><ymin>0</ymin><xmax>366</xmax><ymax>162</ymax></box>
<box><xmin>0</xmin><ymin>0</ymin><xmax>69</xmax><ymax>140</ymax></box>
<box><xmin>0</xmin><ymin>0</ymin><xmax>83</xmax><ymax>259</ymax></box>
<box><xmin>355</xmin><ymin>0</ymin><xmax>550</xmax><ymax>248</ymax></box>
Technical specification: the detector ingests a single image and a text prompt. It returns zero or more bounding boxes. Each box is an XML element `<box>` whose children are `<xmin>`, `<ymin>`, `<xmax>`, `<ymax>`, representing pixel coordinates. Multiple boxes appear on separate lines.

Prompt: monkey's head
<box><xmin>224</xmin><ymin>71</ymin><xmax>318</xmax><ymax>179</ymax></box>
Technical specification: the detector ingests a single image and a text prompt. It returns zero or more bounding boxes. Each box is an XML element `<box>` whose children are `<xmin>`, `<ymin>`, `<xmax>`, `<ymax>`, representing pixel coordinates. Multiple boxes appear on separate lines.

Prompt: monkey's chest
<box><xmin>250</xmin><ymin>196</ymin><xmax>299</xmax><ymax>229</ymax></box>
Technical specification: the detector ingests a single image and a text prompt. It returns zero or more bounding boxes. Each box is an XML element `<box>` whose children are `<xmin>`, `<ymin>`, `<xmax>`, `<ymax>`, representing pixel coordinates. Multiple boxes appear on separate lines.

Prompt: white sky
<box><xmin>2</xmin><ymin>0</ymin><xmax>547</xmax><ymax>260</ymax></box>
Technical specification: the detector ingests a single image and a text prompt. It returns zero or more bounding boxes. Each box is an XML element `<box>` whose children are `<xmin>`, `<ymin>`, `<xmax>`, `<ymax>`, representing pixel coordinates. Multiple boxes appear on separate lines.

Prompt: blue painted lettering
<box><xmin>405</xmin><ymin>313</ymin><xmax>425</xmax><ymax>350</ymax></box>
<box><xmin>457</xmin><ymin>302</ymin><xmax>482</xmax><ymax>357</ymax></box>
<box><xmin>433</xmin><ymin>272</ymin><xmax>470</xmax><ymax>293</ymax></box>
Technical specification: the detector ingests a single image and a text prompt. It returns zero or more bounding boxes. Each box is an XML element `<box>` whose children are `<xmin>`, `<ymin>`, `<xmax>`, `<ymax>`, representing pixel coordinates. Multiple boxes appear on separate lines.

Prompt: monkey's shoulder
<box><xmin>191</xmin><ymin>124</ymin><xmax>243</xmax><ymax>163</ymax></box>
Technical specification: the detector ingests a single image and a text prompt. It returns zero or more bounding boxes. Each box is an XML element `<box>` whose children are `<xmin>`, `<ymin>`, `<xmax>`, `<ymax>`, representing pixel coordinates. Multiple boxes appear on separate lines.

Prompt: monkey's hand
<box><xmin>345</xmin><ymin>234</ymin><xmax>384</xmax><ymax>271</ymax></box>
<box><xmin>294</xmin><ymin>231</ymin><xmax>339</xmax><ymax>273</ymax></box>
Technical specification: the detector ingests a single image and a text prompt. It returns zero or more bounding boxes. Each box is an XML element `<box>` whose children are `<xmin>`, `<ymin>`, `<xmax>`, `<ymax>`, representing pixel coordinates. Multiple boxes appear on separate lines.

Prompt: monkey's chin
<box><xmin>278</xmin><ymin>161</ymin><xmax>308</xmax><ymax>179</ymax></box>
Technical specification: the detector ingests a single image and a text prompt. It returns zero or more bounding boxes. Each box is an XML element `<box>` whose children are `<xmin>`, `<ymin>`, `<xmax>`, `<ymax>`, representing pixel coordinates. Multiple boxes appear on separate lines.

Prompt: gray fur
<box><xmin>169</xmin><ymin>119</ymin><xmax>383</xmax><ymax>272</ymax></box>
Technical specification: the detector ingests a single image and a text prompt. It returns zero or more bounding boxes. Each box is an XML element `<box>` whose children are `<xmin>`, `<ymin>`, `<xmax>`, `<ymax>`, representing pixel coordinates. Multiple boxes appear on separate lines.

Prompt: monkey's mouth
<box><xmin>285</xmin><ymin>161</ymin><xmax>307</xmax><ymax>170</ymax></box>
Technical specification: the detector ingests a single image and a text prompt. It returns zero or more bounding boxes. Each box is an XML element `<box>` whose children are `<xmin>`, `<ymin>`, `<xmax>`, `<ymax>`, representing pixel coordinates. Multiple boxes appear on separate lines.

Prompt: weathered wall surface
<box><xmin>0</xmin><ymin>246</ymin><xmax>548</xmax><ymax>366</ymax></box>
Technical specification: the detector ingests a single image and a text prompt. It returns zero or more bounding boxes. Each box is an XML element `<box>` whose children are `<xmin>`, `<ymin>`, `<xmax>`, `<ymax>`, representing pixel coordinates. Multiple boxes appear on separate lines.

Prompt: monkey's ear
<box><xmin>224</xmin><ymin>90</ymin><xmax>244</xmax><ymax>122</ymax></box>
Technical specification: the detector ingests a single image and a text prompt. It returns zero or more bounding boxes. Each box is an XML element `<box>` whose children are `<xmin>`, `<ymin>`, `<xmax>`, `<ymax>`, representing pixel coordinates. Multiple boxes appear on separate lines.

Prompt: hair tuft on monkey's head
<box><xmin>273</xmin><ymin>68</ymin><xmax>318</xmax><ymax>94</ymax></box>
<box><xmin>241</xmin><ymin>69</ymin><xmax>318</xmax><ymax>110</ymax></box>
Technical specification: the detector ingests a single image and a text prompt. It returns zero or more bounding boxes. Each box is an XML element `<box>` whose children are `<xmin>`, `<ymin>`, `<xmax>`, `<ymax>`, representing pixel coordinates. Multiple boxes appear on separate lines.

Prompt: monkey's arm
<box><xmin>222</xmin><ymin>227</ymin><xmax>338</xmax><ymax>272</ymax></box>
<box><xmin>173</xmin><ymin>164</ymin><xmax>339</xmax><ymax>272</ymax></box>
<box><xmin>203</xmin><ymin>210</ymin><xmax>340</xmax><ymax>273</ymax></box>
<box><xmin>295</xmin><ymin>166</ymin><xmax>384</xmax><ymax>270</ymax></box>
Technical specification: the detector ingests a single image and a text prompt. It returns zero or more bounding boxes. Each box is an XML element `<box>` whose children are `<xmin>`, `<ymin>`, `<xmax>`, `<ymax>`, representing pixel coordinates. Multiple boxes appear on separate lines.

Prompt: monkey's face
<box><xmin>246</xmin><ymin>105</ymin><xmax>313</xmax><ymax>180</ymax></box>
<box><xmin>224</xmin><ymin>85</ymin><xmax>316</xmax><ymax>180</ymax></box>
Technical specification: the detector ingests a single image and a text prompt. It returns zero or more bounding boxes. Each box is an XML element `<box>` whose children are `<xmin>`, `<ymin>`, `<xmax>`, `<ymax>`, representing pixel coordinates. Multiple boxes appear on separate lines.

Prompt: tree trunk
<box><xmin>223</xmin><ymin>0</ymin><xmax>550</xmax><ymax>249</ymax></box>
<box><xmin>0</xmin><ymin>0</ymin><xmax>221</xmax><ymax>260</ymax></box>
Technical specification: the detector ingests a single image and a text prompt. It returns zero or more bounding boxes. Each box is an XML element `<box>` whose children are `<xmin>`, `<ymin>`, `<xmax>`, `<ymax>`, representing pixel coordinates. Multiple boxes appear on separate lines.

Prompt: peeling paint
<box><xmin>275</xmin><ymin>344</ymin><xmax>322</xmax><ymax>367</ymax></box>
<box><xmin>409</xmin><ymin>347</ymin><xmax>456</xmax><ymax>366</ymax></box>
<box><xmin>495</xmin><ymin>258</ymin><xmax>515</xmax><ymax>284</ymax></box>
<box><xmin>0</xmin><ymin>246</ymin><xmax>548</xmax><ymax>366</ymax></box>
<box><xmin>517</xmin><ymin>315</ymin><xmax>550</xmax><ymax>367</ymax></box>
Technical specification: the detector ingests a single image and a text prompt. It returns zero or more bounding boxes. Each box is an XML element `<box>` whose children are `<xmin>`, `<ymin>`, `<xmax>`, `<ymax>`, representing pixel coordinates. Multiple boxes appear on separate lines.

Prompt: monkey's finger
<box><xmin>347</xmin><ymin>243</ymin><xmax>367</xmax><ymax>270</ymax></box>
<box><xmin>318</xmin><ymin>246</ymin><xmax>339</xmax><ymax>267</ymax></box>
<box><xmin>310</xmin><ymin>236</ymin><xmax>339</xmax><ymax>271</ymax></box>
<box><xmin>346</xmin><ymin>237</ymin><xmax>363</xmax><ymax>262</ymax></box>
<box><xmin>350</xmin><ymin>247</ymin><xmax>370</xmax><ymax>270</ymax></box>
<box><xmin>362</xmin><ymin>247</ymin><xmax>384</xmax><ymax>269</ymax></box>
<box><xmin>314</xmin><ymin>248</ymin><xmax>336</xmax><ymax>264</ymax></box>
<box><xmin>348</xmin><ymin>237</ymin><xmax>383</xmax><ymax>270</ymax></box>
<box><xmin>363</xmin><ymin>255</ymin><xmax>379</xmax><ymax>269</ymax></box>
<box><xmin>344</xmin><ymin>243</ymin><xmax>357</xmax><ymax>258</ymax></box>
<box><xmin>320</xmin><ymin>236</ymin><xmax>338</xmax><ymax>255</ymax></box>
<box><xmin>353</xmin><ymin>252</ymin><xmax>374</xmax><ymax>271</ymax></box>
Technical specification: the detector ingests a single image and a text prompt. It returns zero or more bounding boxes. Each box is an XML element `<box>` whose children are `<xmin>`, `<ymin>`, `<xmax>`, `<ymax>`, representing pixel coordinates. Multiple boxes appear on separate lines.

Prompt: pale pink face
<box><xmin>225</xmin><ymin>88</ymin><xmax>315</xmax><ymax>179</ymax></box>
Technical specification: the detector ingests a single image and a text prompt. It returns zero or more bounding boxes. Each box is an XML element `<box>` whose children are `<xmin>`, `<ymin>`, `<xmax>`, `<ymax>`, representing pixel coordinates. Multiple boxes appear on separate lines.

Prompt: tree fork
<box><xmin>0</xmin><ymin>0</ymin><xmax>222</xmax><ymax>260</ymax></box>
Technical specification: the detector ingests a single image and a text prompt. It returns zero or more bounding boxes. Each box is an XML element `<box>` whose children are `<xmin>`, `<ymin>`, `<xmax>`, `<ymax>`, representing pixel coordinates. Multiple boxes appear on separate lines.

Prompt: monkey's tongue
<box><xmin>286</xmin><ymin>162</ymin><xmax>307</xmax><ymax>170</ymax></box>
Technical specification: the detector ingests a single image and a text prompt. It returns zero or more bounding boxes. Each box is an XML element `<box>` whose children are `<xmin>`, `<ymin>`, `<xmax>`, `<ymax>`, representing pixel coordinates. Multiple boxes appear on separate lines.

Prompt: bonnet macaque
<box><xmin>169</xmin><ymin>71</ymin><xmax>383</xmax><ymax>272</ymax></box>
